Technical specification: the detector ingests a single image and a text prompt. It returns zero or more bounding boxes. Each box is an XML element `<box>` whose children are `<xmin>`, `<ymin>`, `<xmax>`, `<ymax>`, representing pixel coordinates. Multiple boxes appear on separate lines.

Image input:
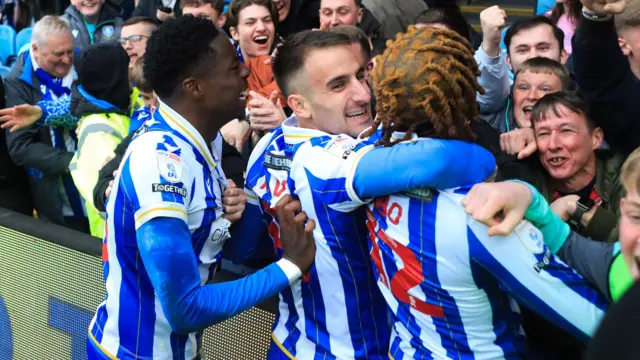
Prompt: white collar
<box><xmin>156</xmin><ymin>98</ymin><xmax>217</xmax><ymax>169</ymax></box>
<box><xmin>281</xmin><ymin>115</ymin><xmax>332</xmax><ymax>146</ymax></box>
<box><xmin>30</xmin><ymin>50</ymin><xmax>76</xmax><ymax>89</ymax></box>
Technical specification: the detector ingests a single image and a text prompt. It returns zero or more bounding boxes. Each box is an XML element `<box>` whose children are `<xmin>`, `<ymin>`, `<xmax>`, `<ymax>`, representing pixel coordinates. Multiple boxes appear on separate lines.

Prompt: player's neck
<box><xmin>166</xmin><ymin>100</ymin><xmax>220</xmax><ymax>144</ymax></box>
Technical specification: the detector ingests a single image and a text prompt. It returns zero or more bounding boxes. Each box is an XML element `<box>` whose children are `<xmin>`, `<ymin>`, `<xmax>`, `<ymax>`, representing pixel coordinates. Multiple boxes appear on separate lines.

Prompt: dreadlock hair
<box><xmin>365</xmin><ymin>26</ymin><xmax>484</xmax><ymax>146</ymax></box>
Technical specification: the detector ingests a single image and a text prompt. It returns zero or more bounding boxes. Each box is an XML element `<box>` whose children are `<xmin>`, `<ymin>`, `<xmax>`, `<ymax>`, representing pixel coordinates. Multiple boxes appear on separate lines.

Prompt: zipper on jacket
<box><xmin>82</xmin><ymin>16</ymin><xmax>116</xmax><ymax>45</ymax></box>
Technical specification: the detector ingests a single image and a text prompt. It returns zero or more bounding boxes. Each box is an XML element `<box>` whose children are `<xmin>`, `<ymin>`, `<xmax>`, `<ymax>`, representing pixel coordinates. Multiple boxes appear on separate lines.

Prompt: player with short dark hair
<box><xmin>86</xmin><ymin>16</ymin><xmax>317</xmax><ymax>360</ymax></box>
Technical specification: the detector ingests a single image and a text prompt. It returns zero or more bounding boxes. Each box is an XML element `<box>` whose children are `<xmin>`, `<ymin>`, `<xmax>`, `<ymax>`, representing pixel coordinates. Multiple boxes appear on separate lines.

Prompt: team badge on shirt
<box><xmin>102</xmin><ymin>25</ymin><xmax>115</xmax><ymax>39</ymax></box>
<box><xmin>157</xmin><ymin>150</ymin><xmax>183</xmax><ymax>183</ymax></box>
<box><xmin>516</xmin><ymin>221</ymin><xmax>545</xmax><ymax>254</ymax></box>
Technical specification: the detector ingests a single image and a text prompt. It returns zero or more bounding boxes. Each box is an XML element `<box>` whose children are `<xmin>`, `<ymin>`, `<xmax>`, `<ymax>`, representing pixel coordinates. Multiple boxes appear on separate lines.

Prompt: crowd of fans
<box><xmin>1</xmin><ymin>0</ymin><xmax>640</xmax><ymax>358</ymax></box>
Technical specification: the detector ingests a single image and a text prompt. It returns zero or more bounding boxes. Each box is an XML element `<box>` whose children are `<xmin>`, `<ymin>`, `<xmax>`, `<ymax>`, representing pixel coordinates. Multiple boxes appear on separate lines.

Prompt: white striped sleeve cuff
<box><xmin>134</xmin><ymin>202</ymin><xmax>188</xmax><ymax>230</ymax></box>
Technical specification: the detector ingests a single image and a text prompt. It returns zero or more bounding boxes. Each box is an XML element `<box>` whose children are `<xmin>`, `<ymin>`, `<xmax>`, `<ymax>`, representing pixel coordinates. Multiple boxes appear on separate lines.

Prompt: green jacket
<box><xmin>534</xmin><ymin>149</ymin><xmax>625</xmax><ymax>243</ymax></box>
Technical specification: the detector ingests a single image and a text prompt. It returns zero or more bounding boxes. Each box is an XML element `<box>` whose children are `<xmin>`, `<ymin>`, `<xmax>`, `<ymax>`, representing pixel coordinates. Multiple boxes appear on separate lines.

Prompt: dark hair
<box><xmin>227</xmin><ymin>0</ymin><xmax>279</xmax><ymax>28</ymax></box>
<box><xmin>549</xmin><ymin>0</ymin><xmax>582</xmax><ymax>26</ymax></box>
<box><xmin>144</xmin><ymin>16</ymin><xmax>220</xmax><ymax>99</ymax></box>
<box><xmin>272</xmin><ymin>30</ymin><xmax>352</xmax><ymax>97</ymax></box>
<box><xmin>414</xmin><ymin>7</ymin><xmax>471</xmax><ymax>42</ymax></box>
<box><xmin>330</xmin><ymin>25</ymin><xmax>371</xmax><ymax>63</ymax></box>
<box><xmin>530</xmin><ymin>91</ymin><xmax>596</xmax><ymax>131</ymax></box>
<box><xmin>180</xmin><ymin>0</ymin><xmax>226</xmax><ymax>14</ymax></box>
<box><xmin>504</xmin><ymin>16</ymin><xmax>564</xmax><ymax>54</ymax></box>
<box><xmin>513</xmin><ymin>57</ymin><xmax>571</xmax><ymax>90</ymax></box>
<box><xmin>122</xmin><ymin>16</ymin><xmax>158</xmax><ymax>29</ymax></box>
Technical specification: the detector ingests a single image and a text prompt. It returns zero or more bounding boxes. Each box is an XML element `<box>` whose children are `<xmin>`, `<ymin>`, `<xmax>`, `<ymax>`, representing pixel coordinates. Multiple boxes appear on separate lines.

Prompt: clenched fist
<box><xmin>480</xmin><ymin>6</ymin><xmax>507</xmax><ymax>57</ymax></box>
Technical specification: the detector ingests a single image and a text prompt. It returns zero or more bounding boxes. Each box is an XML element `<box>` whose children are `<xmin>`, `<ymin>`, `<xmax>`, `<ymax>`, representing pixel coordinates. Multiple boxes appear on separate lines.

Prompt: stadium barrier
<box><xmin>0</xmin><ymin>208</ymin><xmax>278</xmax><ymax>360</ymax></box>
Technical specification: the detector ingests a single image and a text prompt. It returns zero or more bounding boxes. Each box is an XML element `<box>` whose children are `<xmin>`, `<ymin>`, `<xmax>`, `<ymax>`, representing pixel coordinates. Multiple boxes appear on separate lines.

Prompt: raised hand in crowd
<box><xmin>580</xmin><ymin>0</ymin><xmax>626</xmax><ymax>14</ymax></box>
<box><xmin>499</xmin><ymin>127</ymin><xmax>537</xmax><ymax>159</ymax></box>
<box><xmin>248</xmin><ymin>90</ymin><xmax>286</xmax><ymax>132</ymax></box>
<box><xmin>0</xmin><ymin>104</ymin><xmax>42</xmax><ymax>132</ymax></box>
<box><xmin>462</xmin><ymin>181</ymin><xmax>532</xmax><ymax>237</ymax></box>
<box><xmin>222</xmin><ymin>180</ymin><xmax>247</xmax><ymax>223</ymax></box>
<box><xmin>276</xmin><ymin>195</ymin><xmax>316</xmax><ymax>275</ymax></box>
<box><xmin>550</xmin><ymin>194</ymin><xmax>581</xmax><ymax>222</ymax></box>
<box><xmin>156</xmin><ymin>7</ymin><xmax>176</xmax><ymax>22</ymax></box>
<box><xmin>479</xmin><ymin>5</ymin><xmax>507</xmax><ymax>57</ymax></box>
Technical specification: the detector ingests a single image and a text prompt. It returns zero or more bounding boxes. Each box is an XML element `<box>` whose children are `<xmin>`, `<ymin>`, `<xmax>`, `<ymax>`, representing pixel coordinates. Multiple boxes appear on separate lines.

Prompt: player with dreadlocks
<box><xmin>364</xmin><ymin>26</ymin><xmax>608</xmax><ymax>359</ymax></box>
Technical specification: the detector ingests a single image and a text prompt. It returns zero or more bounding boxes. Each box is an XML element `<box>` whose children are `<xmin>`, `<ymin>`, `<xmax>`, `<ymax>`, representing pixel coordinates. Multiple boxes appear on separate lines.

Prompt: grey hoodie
<box><xmin>63</xmin><ymin>3</ymin><xmax>123</xmax><ymax>51</ymax></box>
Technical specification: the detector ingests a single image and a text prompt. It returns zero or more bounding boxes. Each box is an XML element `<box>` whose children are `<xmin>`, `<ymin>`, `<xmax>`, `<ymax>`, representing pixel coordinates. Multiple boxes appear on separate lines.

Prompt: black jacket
<box><xmin>0</xmin><ymin>77</ymin><xmax>33</xmax><ymax>216</ymax></box>
<box><xmin>573</xmin><ymin>16</ymin><xmax>640</xmax><ymax>155</ymax></box>
<box><xmin>276</xmin><ymin>0</ymin><xmax>320</xmax><ymax>38</ymax></box>
<box><xmin>131</xmin><ymin>0</ymin><xmax>181</xmax><ymax>23</ymax></box>
<box><xmin>4</xmin><ymin>52</ymin><xmax>76</xmax><ymax>225</ymax></box>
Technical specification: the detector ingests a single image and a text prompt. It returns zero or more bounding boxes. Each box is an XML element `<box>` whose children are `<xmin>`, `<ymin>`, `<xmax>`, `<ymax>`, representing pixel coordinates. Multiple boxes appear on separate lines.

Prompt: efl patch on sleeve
<box><xmin>152</xmin><ymin>183</ymin><xmax>187</xmax><ymax>197</ymax></box>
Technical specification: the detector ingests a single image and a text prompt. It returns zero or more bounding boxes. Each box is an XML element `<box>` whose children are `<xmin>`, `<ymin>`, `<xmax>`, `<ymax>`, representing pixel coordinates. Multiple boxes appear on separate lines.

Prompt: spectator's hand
<box><xmin>221</xmin><ymin>119</ymin><xmax>251</xmax><ymax>152</ymax></box>
<box><xmin>499</xmin><ymin>128</ymin><xmax>537</xmax><ymax>159</ymax></box>
<box><xmin>580</xmin><ymin>0</ymin><xmax>626</xmax><ymax>14</ymax></box>
<box><xmin>480</xmin><ymin>5</ymin><xmax>507</xmax><ymax>57</ymax></box>
<box><xmin>550</xmin><ymin>195</ymin><xmax>581</xmax><ymax>222</ymax></box>
<box><xmin>249</xmin><ymin>90</ymin><xmax>286</xmax><ymax>132</ymax></box>
<box><xmin>222</xmin><ymin>180</ymin><xmax>247</xmax><ymax>223</ymax></box>
<box><xmin>0</xmin><ymin>104</ymin><xmax>43</xmax><ymax>132</ymax></box>
<box><xmin>105</xmin><ymin>170</ymin><xmax>118</xmax><ymax>199</ymax></box>
<box><xmin>276</xmin><ymin>194</ymin><xmax>316</xmax><ymax>274</ymax></box>
<box><xmin>156</xmin><ymin>9</ymin><xmax>176</xmax><ymax>22</ymax></box>
<box><xmin>462</xmin><ymin>182</ymin><xmax>532</xmax><ymax>236</ymax></box>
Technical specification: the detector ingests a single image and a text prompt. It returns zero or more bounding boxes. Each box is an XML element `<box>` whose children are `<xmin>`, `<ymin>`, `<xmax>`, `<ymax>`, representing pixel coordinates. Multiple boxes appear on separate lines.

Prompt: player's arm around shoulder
<box><xmin>289</xmin><ymin>134</ymin><xmax>375</xmax><ymax>209</ymax></box>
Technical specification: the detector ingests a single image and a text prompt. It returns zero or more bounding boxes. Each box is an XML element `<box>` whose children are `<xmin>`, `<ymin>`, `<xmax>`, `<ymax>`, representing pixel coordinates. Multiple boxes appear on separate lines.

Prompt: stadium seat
<box><xmin>0</xmin><ymin>66</ymin><xmax>12</xmax><ymax>79</ymax></box>
<box><xmin>15</xmin><ymin>27</ymin><xmax>32</xmax><ymax>54</ymax></box>
<box><xmin>0</xmin><ymin>25</ymin><xmax>16</xmax><ymax>65</ymax></box>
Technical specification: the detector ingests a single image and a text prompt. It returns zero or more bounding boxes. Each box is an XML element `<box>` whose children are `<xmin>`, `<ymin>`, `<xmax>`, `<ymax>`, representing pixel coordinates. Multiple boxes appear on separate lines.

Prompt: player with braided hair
<box><xmin>365</xmin><ymin>27</ymin><xmax>608</xmax><ymax>359</ymax></box>
<box><xmin>365</xmin><ymin>26</ymin><xmax>484</xmax><ymax>146</ymax></box>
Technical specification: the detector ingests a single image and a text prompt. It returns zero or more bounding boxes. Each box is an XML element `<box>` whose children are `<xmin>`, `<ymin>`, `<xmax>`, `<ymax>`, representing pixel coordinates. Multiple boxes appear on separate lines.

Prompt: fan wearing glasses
<box><xmin>118</xmin><ymin>16</ymin><xmax>158</xmax><ymax>67</ymax></box>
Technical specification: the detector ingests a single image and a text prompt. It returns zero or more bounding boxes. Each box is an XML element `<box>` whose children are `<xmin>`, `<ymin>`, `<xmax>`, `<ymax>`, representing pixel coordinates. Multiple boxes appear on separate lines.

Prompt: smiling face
<box><xmin>197</xmin><ymin>35</ymin><xmax>250</xmax><ymax>124</ymax></box>
<box><xmin>33</xmin><ymin>32</ymin><xmax>75</xmax><ymax>78</ymax></box>
<box><xmin>290</xmin><ymin>45</ymin><xmax>372</xmax><ymax>137</ymax></box>
<box><xmin>533</xmin><ymin>104</ymin><xmax>602</xmax><ymax>186</ymax></box>
<box><xmin>271</xmin><ymin>0</ymin><xmax>291</xmax><ymax>21</ymax></box>
<box><xmin>71</xmin><ymin>0</ymin><xmax>105</xmax><ymax>19</ymax></box>
<box><xmin>120</xmin><ymin>23</ymin><xmax>153</xmax><ymax>65</ymax></box>
<box><xmin>512</xmin><ymin>70</ymin><xmax>563</xmax><ymax>128</ymax></box>
<box><xmin>230</xmin><ymin>4</ymin><xmax>276</xmax><ymax>59</ymax></box>
<box><xmin>320</xmin><ymin>0</ymin><xmax>362</xmax><ymax>29</ymax></box>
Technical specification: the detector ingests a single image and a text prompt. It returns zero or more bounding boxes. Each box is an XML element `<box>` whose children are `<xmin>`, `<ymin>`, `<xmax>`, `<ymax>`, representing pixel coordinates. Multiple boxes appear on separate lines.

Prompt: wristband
<box><xmin>582</xmin><ymin>8</ymin><xmax>613</xmax><ymax>21</ymax></box>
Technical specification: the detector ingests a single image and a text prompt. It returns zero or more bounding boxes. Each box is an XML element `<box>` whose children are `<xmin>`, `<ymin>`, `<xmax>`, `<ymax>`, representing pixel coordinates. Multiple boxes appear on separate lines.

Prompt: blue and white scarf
<box><xmin>30</xmin><ymin>51</ymin><xmax>85</xmax><ymax>219</ymax></box>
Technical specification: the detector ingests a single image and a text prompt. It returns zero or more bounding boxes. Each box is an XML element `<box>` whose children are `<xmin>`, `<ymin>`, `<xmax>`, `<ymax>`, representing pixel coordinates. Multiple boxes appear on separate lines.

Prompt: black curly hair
<box><xmin>143</xmin><ymin>16</ymin><xmax>220</xmax><ymax>100</ymax></box>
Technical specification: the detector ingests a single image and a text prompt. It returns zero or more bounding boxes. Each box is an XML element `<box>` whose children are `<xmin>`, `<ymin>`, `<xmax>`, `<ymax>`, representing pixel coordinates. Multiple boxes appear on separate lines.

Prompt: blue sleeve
<box><xmin>467</xmin><ymin>220</ymin><xmax>608</xmax><ymax>342</ymax></box>
<box><xmin>354</xmin><ymin>139</ymin><xmax>496</xmax><ymax>199</ymax></box>
<box><xmin>224</xmin><ymin>201</ymin><xmax>270</xmax><ymax>264</ymax></box>
<box><xmin>36</xmin><ymin>97</ymin><xmax>80</xmax><ymax>128</ymax></box>
<box><xmin>137</xmin><ymin>217</ymin><xmax>290</xmax><ymax>334</ymax></box>
<box><xmin>475</xmin><ymin>47</ymin><xmax>510</xmax><ymax>114</ymax></box>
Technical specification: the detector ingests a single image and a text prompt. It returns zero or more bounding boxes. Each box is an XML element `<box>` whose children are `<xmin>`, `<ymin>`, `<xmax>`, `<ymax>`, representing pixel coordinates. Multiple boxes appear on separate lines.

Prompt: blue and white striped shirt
<box><xmin>244</xmin><ymin>116</ymin><xmax>390</xmax><ymax>359</ymax></box>
<box><xmin>367</xmin><ymin>139</ymin><xmax>608</xmax><ymax>359</ymax></box>
<box><xmin>88</xmin><ymin>100</ymin><xmax>231</xmax><ymax>359</ymax></box>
